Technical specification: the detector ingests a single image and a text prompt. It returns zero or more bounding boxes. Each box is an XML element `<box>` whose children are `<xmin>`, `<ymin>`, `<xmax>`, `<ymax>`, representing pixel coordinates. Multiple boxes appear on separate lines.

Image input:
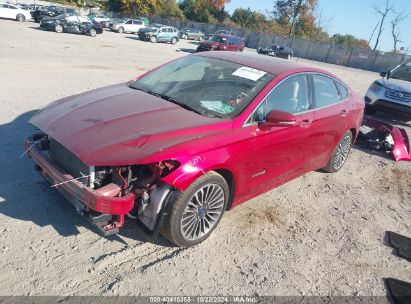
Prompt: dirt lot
<box><xmin>0</xmin><ymin>19</ymin><xmax>410</xmax><ymax>297</ymax></box>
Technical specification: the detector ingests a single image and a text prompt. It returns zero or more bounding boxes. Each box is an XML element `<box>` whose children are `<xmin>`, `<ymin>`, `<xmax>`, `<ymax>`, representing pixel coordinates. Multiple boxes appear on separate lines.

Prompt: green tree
<box><xmin>272</xmin><ymin>0</ymin><xmax>318</xmax><ymax>37</ymax></box>
<box><xmin>121</xmin><ymin>0</ymin><xmax>160</xmax><ymax>15</ymax></box>
<box><xmin>179</xmin><ymin>0</ymin><xmax>230</xmax><ymax>23</ymax></box>
<box><xmin>159</xmin><ymin>0</ymin><xmax>185</xmax><ymax>19</ymax></box>
<box><xmin>331</xmin><ymin>34</ymin><xmax>369</xmax><ymax>49</ymax></box>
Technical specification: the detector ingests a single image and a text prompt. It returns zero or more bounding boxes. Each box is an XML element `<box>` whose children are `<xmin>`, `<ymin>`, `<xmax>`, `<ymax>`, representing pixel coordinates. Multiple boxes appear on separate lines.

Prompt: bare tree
<box><xmin>373</xmin><ymin>0</ymin><xmax>394</xmax><ymax>51</ymax></box>
<box><xmin>367</xmin><ymin>21</ymin><xmax>380</xmax><ymax>46</ymax></box>
<box><xmin>391</xmin><ymin>11</ymin><xmax>408</xmax><ymax>53</ymax></box>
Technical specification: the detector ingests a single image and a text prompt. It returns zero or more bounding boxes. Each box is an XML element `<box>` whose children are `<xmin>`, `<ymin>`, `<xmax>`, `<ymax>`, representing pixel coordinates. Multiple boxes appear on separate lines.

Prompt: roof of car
<box><xmin>196</xmin><ymin>51</ymin><xmax>332</xmax><ymax>76</ymax></box>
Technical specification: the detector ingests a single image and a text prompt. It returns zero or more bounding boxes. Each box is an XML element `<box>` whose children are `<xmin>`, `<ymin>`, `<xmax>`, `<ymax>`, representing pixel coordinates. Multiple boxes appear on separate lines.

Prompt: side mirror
<box><xmin>380</xmin><ymin>71</ymin><xmax>387</xmax><ymax>78</ymax></box>
<box><xmin>261</xmin><ymin>110</ymin><xmax>296</xmax><ymax>127</ymax></box>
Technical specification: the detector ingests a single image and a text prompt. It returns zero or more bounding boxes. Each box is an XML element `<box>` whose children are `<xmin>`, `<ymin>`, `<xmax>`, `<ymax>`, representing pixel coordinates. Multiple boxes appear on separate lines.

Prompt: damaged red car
<box><xmin>25</xmin><ymin>52</ymin><xmax>364</xmax><ymax>247</ymax></box>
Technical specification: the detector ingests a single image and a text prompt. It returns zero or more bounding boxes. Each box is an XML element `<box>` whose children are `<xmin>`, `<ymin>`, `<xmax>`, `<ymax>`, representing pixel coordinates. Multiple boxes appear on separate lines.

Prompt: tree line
<box><xmin>102</xmin><ymin>0</ymin><xmax>407</xmax><ymax>52</ymax></box>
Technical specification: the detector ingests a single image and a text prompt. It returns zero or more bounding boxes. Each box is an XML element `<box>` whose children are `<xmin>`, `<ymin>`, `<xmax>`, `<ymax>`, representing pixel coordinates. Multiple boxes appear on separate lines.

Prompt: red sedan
<box><xmin>25</xmin><ymin>52</ymin><xmax>364</xmax><ymax>247</ymax></box>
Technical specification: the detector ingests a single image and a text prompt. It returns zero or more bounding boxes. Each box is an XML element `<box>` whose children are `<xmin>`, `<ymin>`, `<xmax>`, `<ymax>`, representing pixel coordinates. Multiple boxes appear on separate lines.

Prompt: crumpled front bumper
<box><xmin>24</xmin><ymin>137</ymin><xmax>135</xmax><ymax>216</ymax></box>
<box><xmin>361</xmin><ymin>116</ymin><xmax>411</xmax><ymax>162</ymax></box>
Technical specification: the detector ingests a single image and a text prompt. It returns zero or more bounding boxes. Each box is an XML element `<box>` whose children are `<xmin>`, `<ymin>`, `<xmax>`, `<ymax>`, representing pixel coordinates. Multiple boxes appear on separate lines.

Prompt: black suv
<box><xmin>40</xmin><ymin>14</ymin><xmax>103</xmax><ymax>37</ymax></box>
<box><xmin>257</xmin><ymin>45</ymin><xmax>294</xmax><ymax>59</ymax></box>
<box><xmin>33</xmin><ymin>6</ymin><xmax>76</xmax><ymax>22</ymax></box>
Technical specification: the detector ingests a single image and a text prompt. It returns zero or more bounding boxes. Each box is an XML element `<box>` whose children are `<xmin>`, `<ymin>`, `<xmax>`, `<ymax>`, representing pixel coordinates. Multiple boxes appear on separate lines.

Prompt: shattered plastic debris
<box><xmin>357</xmin><ymin>116</ymin><xmax>411</xmax><ymax>162</ymax></box>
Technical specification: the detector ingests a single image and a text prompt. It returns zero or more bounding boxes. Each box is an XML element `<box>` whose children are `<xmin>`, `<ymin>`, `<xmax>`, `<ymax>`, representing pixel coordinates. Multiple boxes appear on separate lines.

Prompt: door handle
<box><xmin>340</xmin><ymin>110</ymin><xmax>348</xmax><ymax>116</ymax></box>
<box><xmin>299</xmin><ymin>119</ymin><xmax>312</xmax><ymax>127</ymax></box>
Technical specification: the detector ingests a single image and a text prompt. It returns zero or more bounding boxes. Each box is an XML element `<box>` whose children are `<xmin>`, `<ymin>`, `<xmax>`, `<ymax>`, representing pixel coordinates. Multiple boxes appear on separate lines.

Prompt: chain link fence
<box><xmin>100</xmin><ymin>12</ymin><xmax>410</xmax><ymax>73</ymax></box>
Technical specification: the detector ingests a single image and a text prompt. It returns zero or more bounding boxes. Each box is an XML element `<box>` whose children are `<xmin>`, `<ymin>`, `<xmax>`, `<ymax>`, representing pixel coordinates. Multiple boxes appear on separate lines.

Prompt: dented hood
<box><xmin>29</xmin><ymin>83</ymin><xmax>231</xmax><ymax>166</ymax></box>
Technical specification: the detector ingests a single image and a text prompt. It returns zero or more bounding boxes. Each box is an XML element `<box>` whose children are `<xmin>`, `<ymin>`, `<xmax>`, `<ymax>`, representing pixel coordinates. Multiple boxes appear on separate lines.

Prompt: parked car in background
<box><xmin>365</xmin><ymin>63</ymin><xmax>411</xmax><ymax>116</ymax></box>
<box><xmin>0</xmin><ymin>2</ymin><xmax>31</xmax><ymax>21</ymax></box>
<box><xmin>25</xmin><ymin>52</ymin><xmax>364</xmax><ymax>247</ymax></box>
<box><xmin>205</xmin><ymin>29</ymin><xmax>236</xmax><ymax>40</ymax></box>
<box><xmin>88</xmin><ymin>14</ymin><xmax>111</xmax><ymax>27</ymax></box>
<box><xmin>33</xmin><ymin>5</ymin><xmax>76</xmax><ymax>22</ymax></box>
<box><xmin>138</xmin><ymin>24</ymin><xmax>179</xmax><ymax>44</ymax></box>
<box><xmin>40</xmin><ymin>14</ymin><xmax>103</xmax><ymax>37</ymax></box>
<box><xmin>179</xmin><ymin>28</ymin><xmax>205</xmax><ymax>41</ymax></box>
<box><xmin>109</xmin><ymin>18</ymin><xmax>144</xmax><ymax>34</ymax></box>
<box><xmin>197</xmin><ymin>34</ymin><xmax>244</xmax><ymax>52</ymax></box>
<box><xmin>258</xmin><ymin>45</ymin><xmax>294</xmax><ymax>59</ymax></box>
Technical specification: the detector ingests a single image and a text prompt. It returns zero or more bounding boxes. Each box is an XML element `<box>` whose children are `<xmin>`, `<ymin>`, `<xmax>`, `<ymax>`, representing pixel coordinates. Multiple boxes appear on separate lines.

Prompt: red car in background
<box><xmin>25</xmin><ymin>52</ymin><xmax>364</xmax><ymax>247</ymax></box>
<box><xmin>197</xmin><ymin>34</ymin><xmax>244</xmax><ymax>52</ymax></box>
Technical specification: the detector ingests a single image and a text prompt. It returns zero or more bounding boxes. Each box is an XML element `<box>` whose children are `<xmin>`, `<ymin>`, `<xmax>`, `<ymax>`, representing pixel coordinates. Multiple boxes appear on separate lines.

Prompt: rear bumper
<box><xmin>25</xmin><ymin>137</ymin><xmax>135</xmax><ymax>216</ymax></box>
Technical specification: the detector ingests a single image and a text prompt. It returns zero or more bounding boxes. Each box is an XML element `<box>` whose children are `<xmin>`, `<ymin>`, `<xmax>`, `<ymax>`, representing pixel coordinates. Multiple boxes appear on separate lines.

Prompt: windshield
<box><xmin>129</xmin><ymin>56</ymin><xmax>274</xmax><ymax>118</ymax></box>
<box><xmin>390</xmin><ymin>65</ymin><xmax>411</xmax><ymax>82</ymax></box>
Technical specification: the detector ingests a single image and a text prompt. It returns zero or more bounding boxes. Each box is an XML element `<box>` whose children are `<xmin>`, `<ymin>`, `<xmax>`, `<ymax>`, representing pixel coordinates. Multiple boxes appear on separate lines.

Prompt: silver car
<box><xmin>109</xmin><ymin>18</ymin><xmax>145</xmax><ymax>34</ymax></box>
<box><xmin>365</xmin><ymin>63</ymin><xmax>411</xmax><ymax>115</ymax></box>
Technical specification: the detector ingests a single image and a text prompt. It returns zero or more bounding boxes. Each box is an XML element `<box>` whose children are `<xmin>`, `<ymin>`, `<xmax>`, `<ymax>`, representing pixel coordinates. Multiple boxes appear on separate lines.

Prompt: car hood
<box><xmin>140</xmin><ymin>27</ymin><xmax>158</xmax><ymax>33</ymax></box>
<box><xmin>200</xmin><ymin>40</ymin><xmax>220</xmax><ymax>47</ymax></box>
<box><xmin>29</xmin><ymin>83</ymin><xmax>230</xmax><ymax>166</ymax></box>
<box><xmin>377</xmin><ymin>78</ymin><xmax>411</xmax><ymax>93</ymax></box>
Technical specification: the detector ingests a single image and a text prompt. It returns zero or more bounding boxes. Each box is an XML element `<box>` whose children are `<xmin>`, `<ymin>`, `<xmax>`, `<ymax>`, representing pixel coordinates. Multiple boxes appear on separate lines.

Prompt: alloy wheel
<box><xmin>180</xmin><ymin>183</ymin><xmax>225</xmax><ymax>241</ymax></box>
<box><xmin>333</xmin><ymin>134</ymin><xmax>351</xmax><ymax>170</ymax></box>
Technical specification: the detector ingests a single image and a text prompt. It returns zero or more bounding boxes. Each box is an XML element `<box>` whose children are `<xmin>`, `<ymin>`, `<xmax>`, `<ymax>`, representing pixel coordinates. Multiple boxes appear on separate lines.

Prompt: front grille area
<box><xmin>385</xmin><ymin>88</ymin><xmax>411</xmax><ymax>103</ymax></box>
<box><xmin>49</xmin><ymin>138</ymin><xmax>89</xmax><ymax>185</ymax></box>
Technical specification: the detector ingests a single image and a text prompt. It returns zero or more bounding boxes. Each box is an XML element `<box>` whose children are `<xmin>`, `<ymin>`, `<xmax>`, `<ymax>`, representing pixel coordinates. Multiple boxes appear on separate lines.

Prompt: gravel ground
<box><xmin>0</xmin><ymin>19</ymin><xmax>410</xmax><ymax>297</ymax></box>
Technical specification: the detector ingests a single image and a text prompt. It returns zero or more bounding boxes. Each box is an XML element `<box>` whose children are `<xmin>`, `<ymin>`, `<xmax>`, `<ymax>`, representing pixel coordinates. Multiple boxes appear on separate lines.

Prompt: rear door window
<box><xmin>312</xmin><ymin>74</ymin><xmax>341</xmax><ymax>108</ymax></box>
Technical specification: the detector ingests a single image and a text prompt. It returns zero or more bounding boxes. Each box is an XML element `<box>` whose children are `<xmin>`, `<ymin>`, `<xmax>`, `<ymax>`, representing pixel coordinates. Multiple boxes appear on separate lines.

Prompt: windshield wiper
<box><xmin>146</xmin><ymin>90</ymin><xmax>221</xmax><ymax>118</ymax></box>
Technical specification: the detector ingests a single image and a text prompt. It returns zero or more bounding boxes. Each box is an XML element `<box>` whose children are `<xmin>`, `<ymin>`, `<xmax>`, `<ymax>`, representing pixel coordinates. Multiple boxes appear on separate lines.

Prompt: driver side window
<box><xmin>248</xmin><ymin>74</ymin><xmax>309</xmax><ymax>124</ymax></box>
<box><xmin>266</xmin><ymin>74</ymin><xmax>309</xmax><ymax>114</ymax></box>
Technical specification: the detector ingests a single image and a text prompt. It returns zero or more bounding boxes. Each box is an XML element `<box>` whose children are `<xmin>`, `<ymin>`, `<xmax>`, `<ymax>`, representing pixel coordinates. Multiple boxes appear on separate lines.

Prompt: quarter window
<box><xmin>313</xmin><ymin>74</ymin><xmax>341</xmax><ymax>107</ymax></box>
<box><xmin>335</xmin><ymin>81</ymin><xmax>349</xmax><ymax>100</ymax></box>
<box><xmin>266</xmin><ymin>74</ymin><xmax>310</xmax><ymax>114</ymax></box>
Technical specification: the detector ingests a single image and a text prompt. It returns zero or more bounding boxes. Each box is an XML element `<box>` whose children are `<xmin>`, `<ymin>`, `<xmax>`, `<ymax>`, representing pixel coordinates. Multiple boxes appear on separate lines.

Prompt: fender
<box><xmin>162</xmin><ymin>147</ymin><xmax>235</xmax><ymax>191</ymax></box>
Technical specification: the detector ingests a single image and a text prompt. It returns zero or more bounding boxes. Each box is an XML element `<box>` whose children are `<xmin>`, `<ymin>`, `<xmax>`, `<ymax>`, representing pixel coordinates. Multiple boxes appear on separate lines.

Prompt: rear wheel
<box><xmin>182</xmin><ymin>34</ymin><xmax>187</xmax><ymax>39</ymax></box>
<box><xmin>117</xmin><ymin>26</ymin><xmax>124</xmax><ymax>34</ymax></box>
<box><xmin>171</xmin><ymin>37</ymin><xmax>177</xmax><ymax>45</ymax></box>
<box><xmin>88</xmin><ymin>28</ymin><xmax>96</xmax><ymax>37</ymax></box>
<box><xmin>287</xmin><ymin>54</ymin><xmax>291</xmax><ymax>59</ymax></box>
<box><xmin>150</xmin><ymin>35</ymin><xmax>157</xmax><ymax>43</ymax></box>
<box><xmin>54</xmin><ymin>24</ymin><xmax>63</xmax><ymax>33</ymax></box>
<box><xmin>16</xmin><ymin>14</ymin><xmax>25</xmax><ymax>22</ymax></box>
<box><xmin>161</xmin><ymin>171</ymin><xmax>229</xmax><ymax>247</ymax></box>
<box><xmin>322</xmin><ymin>131</ymin><xmax>353</xmax><ymax>173</ymax></box>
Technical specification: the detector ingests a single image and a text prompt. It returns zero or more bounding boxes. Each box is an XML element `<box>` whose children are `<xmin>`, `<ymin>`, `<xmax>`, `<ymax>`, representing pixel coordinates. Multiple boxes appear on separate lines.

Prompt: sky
<box><xmin>224</xmin><ymin>0</ymin><xmax>411</xmax><ymax>52</ymax></box>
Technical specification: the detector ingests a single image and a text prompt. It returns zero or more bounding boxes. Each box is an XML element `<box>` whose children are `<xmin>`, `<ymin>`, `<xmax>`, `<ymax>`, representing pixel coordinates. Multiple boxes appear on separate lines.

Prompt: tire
<box><xmin>365</xmin><ymin>105</ymin><xmax>377</xmax><ymax>115</ymax></box>
<box><xmin>198</xmin><ymin>36</ymin><xmax>203</xmax><ymax>41</ymax></box>
<box><xmin>16</xmin><ymin>14</ymin><xmax>25</xmax><ymax>22</ymax></box>
<box><xmin>161</xmin><ymin>171</ymin><xmax>229</xmax><ymax>247</ymax></box>
<box><xmin>182</xmin><ymin>34</ymin><xmax>187</xmax><ymax>39</ymax></box>
<box><xmin>150</xmin><ymin>35</ymin><xmax>157</xmax><ymax>43</ymax></box>
<box><xmin>287</xmin><ymin>54</ymin><xmax>291</xmax><ymax>60</ymax></box>
<box><xmin>322</xmin><ymin>131</ymin><xmax>353</xmax><ymax>173</ymax></box>
<box><xmin>117</xmin><ymin>27</ymin><xmax>124</xmax><ymax>34</ymax></box>
<box><xmin>88</xmin><ymin>28</ymin><xmax>96</xmax><ymax>37</ymax></box>
<box><xmin>171</xmin><ymin>37</ymin><xmax>177</xmax><ymax>45</ymax></box>
<box><xmin>54</xmin><ymin>24</ymin><xmax>63</xmax><ymax>33</ymax></box>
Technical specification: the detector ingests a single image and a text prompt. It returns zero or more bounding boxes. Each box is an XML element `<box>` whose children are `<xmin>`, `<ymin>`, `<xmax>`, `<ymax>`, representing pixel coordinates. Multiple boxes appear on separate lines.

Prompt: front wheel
<box><xmin>161</xmin><ymin>171</ymin><xmax>229</xmax><ymax>247</ymax></box>
<box><xmin>88</xmin><ymin>28</ymin><xmax>96</xmax><ymax>37</ymax></box>
<box><xmin>16</xmin><ymin>14</ymin><xmax>25</xmax><ymax>22</ymax></box>
<box><xmin>117</xmin><ymin>27</ymin><xmax>124</xmax><ymax>34</ymax></box>
<box><xmin>55</xmin><ymin>24</ymin><xmax>63</xmax><ymax>33</ymax></box>
<box><xmin>287</xmin><ymin>54</ymin><xmax>292</xmax><ymax>59</ymax></box>
<box><xmin>150</xmin><ymin>35</ymin><xmax>157</xmax><ymax>43</ymax></box>
<box><xmin>322</xmin><ymin>131</ymin><xmax>353</xmax><ymax>173</ymax></box>
<box><xmin>198</xmin><ymin>36</ymin><xmax>203</xmax><ymax>41</ymax></box>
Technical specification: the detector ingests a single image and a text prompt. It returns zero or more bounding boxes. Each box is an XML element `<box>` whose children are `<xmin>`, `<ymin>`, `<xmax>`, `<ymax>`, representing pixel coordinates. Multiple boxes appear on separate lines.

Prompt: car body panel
<box><xmin>27</xmin><ymin>52</ymin><xmax>363</xmax><ymax>217</ymax></box>
<box><xmin>361</xmin><ymin>116</ymin><xmax>410</xmax><ymax>162</ymax></box>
